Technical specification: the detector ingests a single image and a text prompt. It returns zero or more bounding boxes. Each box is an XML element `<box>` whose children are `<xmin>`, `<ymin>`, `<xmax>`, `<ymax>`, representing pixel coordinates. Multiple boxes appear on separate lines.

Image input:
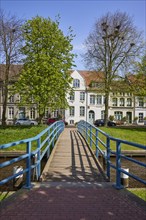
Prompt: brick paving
<box><xmin>0</xmin><ymin>128</ymin><xmax>146</xmax><ymax>219</ymax></box>
<box><xmin>0</xmin><ymin>183</ymin><xmax>146</xmax><ymax>220</ymax></box>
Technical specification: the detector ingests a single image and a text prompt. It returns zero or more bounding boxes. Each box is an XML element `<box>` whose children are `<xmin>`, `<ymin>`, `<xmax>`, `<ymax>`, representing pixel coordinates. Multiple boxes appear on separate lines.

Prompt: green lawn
<box><xmin>128</xmin><ymin>188</ymin><xmax>146</xmax><ymax>201</ymax></box>
<box><xmin>0</xmin><ymin>125</ymin><xmax>47</xmax><ymax>151</ymax></box>
<box><xmin>90</xmin><ymin>126</ymin><xmax>146</xmax><ymax>151</ymax></box>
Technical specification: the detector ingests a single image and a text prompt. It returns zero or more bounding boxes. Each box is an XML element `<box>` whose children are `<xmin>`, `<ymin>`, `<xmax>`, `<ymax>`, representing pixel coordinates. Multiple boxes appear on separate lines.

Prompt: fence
<box><xmin>0</xmin><ymin>121</ymin><xmax>64</xmax><ymax>189</ymax></box>
<box><xmin>77</xmin><ymin>120</ymin><xmax>146</xmax><ymax>189</ymax></box>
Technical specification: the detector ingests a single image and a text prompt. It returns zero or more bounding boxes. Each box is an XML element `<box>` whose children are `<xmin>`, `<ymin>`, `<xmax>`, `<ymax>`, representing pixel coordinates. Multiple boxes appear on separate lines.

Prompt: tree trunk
<box><xmin>2</xmin><ymin>66</ymin><xmax>9</xmax><ymax>127</ymax></box>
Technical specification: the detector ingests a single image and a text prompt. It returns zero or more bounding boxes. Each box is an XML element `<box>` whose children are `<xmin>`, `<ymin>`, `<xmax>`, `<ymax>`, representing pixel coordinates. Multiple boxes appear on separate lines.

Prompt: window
<box><xmin>69</xmin><ymin>92</ymin><xmax>75</xmax><ymax>101</ymax></box>
<box><xmin>91</xmin><ymin>82</ymin><xmax>98</xmax><ymax>87</ymax></box>
<box><xmin>53</xmin><ymin>110</ymin><xmax>58</xmax><ymax>118</ymax></box>
<box><xmin>80</xmin><ymin>106</ymin><xmax>85</xmax><ymax>116</ymax></box>
<box><xmin>19</xmin><ymin>107</ymin><xmax>25</xmax><ymax>119</ymax></box>
<box><xmin>90</xmin><ymin>95</ymin><xmax>95</xmax><ymax>105</ymax></box>
<box><xmin>70</xmin><ymin>106</ymin><xmax>75</xmax><ymax>116</ymax></box>
<box><xmin>44</xmin><ymin>108</ymin><xmax>49</xmax><ymax>118</ymax></box>
<box><xmin>8</xmin><ymin>107</ymin><xmax>14</xmax><ymax>119</ymax></box>
<box><xmin>138</xmin><ymin>98</ymin><xmax>144</xmax><ymax>107</ymax></box>
<box><xmin>30</xmin><ymin>107</ymin><xmax>35</xmax><ymax>119</ymax></box>
<box><xmin>112</xmin><ymin>98</ymin><xmax>118</xmax><ymax>106</ymax></box>
<box><xmin>101</xmin><ymin>110</ymin><xmax>105</xmax><ymax>119</ymax></box>
<box><xmin>70</xmin><ymin>120</ymin><xmax>74</xmax><ymax>124</ymax></box>
<box><xmin>119</xmin><ymin>92</ymin><xmax>124</xmax><ymax>96</ymax></box>
<box><xmin>127</xmin><ymin>98</ymin><xmax>132</xmax><ymax>106</ymax></box>
<box><xmin>119</xmin><ymin>98</ymin><xmax>124</xmax><ymax>106</ymax></box>
<box><xmin>114</xmin><ymin>111</ymin><xmax>123</xmax><ymax>120</ymax></box>
<box><xmin>8</xmin><ymin>95</ymin><xmax>14</xmax><ymax>103</ymax></box>
<box><xmin>97</xmin><ymin>95</ymin><xmax>102</xmax><ymax>105</ymax></box>
<box><xmin>139</xmin><ymin>113</ymin><xmax>143</xmax><ymax>122</ymax></box>
<box><xmin>80</xmin><ymin>92</ymin><xmax>85</xmax><ymax>101</ymax></box>
<box><xmin>73</xmin><ymin>79</ymin><xmax>80</xmax><ymax>88</ymax></box>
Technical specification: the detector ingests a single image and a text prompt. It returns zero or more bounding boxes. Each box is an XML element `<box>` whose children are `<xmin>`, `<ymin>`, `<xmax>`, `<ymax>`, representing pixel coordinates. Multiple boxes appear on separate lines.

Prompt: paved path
<box><xmin>0</xmin><ymin>128</ymin><xmax>146</xmax><ymax>220</ymax></box>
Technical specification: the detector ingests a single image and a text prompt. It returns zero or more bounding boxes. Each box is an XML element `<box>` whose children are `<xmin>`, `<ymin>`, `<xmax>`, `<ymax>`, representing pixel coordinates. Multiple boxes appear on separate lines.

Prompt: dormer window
<box><xmin>73</xmin><ymin>79</ymin><xmax>80</xmax><ymax>88</ymax></box>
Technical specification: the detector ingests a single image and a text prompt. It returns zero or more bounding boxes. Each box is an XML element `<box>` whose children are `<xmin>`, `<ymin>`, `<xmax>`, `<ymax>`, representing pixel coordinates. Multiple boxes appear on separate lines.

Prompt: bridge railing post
<box><xmin>115</xmin><ymin>140</ymin><xmax>123</xmax><ymax>189</ymax></box>
<box><xmin>90</xmin><ymin>124</ymin><xmax>92</xmax><ymax>148</ymax></box>
<box><xmin>36</xmin><ymin>137</ymin><xmax>41</xmax><ymax>180</ymax></box>
<box><xmin>86</xmin><ymin>121</ymin><xmax>88</xmax><ymax>141</ymax></box>
<box><xmin>47</xmin><ymin>129</ymin><xmax>50</xmax><ymax>159</ymax></box>
<box><xmin>25</xmin><ymin>141</ymin><xmax>32</xmax><ymax>188</ymax></box>
<box><xmin>95</xmin><ymin>129</ymin><xmax>98</xmax><ymax>158</ymax></box>
<box><xmin>106</xmin><ymin>136</ymin><xmax>110</xmax><ymax>180</ymax></box>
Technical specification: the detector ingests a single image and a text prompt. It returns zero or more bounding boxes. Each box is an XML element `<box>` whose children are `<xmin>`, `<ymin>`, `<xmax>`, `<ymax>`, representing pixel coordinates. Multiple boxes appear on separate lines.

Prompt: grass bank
<box><xmin>128</xmin><ymin>188</ymin><xmax>146</xmax><ymax>201</ymax></box>
<box><xmin>93</xmin><ymin>126</ymin><xmax>146</xmax><ymax>151</ymax></box>
<box><xmin>0</xmin><ymin>125</ymin><xmax>47</xmax><ymax>151</ymax></box>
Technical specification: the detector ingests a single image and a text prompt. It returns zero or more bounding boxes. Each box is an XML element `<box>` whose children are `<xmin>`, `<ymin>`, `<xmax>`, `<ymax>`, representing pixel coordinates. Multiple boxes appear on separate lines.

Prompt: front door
<box><xmin>126</xmin><ymin>112</ymin><xmax>132</xmax><ymax>123</ymax></box>
<box><xmin>89</xmin><ymin>110</ymin><xmax>95</xmax><ymax>124</ymax></box>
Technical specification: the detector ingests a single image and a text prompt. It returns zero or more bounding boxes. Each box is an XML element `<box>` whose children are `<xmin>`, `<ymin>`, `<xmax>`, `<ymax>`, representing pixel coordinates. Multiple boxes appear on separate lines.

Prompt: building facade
<box><xmin>65</xmin><ymin>70</ymin><xmax>146</xmax><ymax>125</ymax></box>
<box><xmin>0</xmin><ymin>68</ymin><xmax>146</xmax><ymax>125</ymax></box>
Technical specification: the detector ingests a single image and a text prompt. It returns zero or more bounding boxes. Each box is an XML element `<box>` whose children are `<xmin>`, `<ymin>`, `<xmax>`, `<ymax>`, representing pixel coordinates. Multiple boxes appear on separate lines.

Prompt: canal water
<box><xmin>0</xmin><ymin>156</ymin><xmax>146</xmax><ymax>190</ymax></box>
<box><xmin>99</xmin><ymin>156</ymin><xmax>146</xmax><ymax>188</ymax></box>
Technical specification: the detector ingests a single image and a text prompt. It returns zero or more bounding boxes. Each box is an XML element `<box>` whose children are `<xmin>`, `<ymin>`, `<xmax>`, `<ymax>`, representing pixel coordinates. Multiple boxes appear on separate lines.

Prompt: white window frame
<box><xmin>73</xmin><ymin>79</ymin><xmax>80</xmax><ymax>88</ymax></box>
<box><xmin>69</xmin><ymin>92</ymin><xmax>75</xmax><ymax>101</ymax></box>
<box><xmin>138</xmin><ymin>98</ymin><xmax>144</xmax><ymax>107</ymax></box>
<box><xmin>97</xmin><ymin>95</ymin><xmax>102</xmax><ymax>105</ymax></box>
<box><xmin>70</xmin><ymin>106</ymin><xmax>75</xmax><ymax>116</ymax></box>
<box><xmin>30</xmin><ymin>107</ymin><xmax>35</xmax><ymax>119</ymax></box>
<box><xmin>114</xmin><ymin>111</ymin><xmax>123</xmax><ymax>120</ymax></box>
<box><xmin>8</xmin><ymin>95</ymin><xmax>14</xmax><ymax>103</ymax></box>
<box><xmin>80</xmin><ymin>92</ymin><xmax>85</xmax><ymax>101</ymax></box>
<box><xmin>90</xmin><ymin>95</ymin><xmax>95</xmax><ymax>105</ymax></box>
<box><xmin>127</xmin><ymin>98</ymin><xmax>132</xmax><ymax>107</ymax></box>
<box><xmin>119</xmin><ymin>98</ymin><xmax>124</xmax><ymax>107</ymax></box>
<box><xmin>112</xmin><ymin>98</ymin><xmax>118</xmax><ymax>106</ymax></box>
<box><xmin>80</xmin><ymin>106</ymin><xmax>85</xmax><ymax>116</ymax></box>
<box><xmin>8</xmin><ymin>107</ymin><xmax>14</xmax><ymax>119</ymax></box>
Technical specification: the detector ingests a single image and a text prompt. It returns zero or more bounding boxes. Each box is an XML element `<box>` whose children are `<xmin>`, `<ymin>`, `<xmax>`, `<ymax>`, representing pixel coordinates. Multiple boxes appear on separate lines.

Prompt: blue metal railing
<box><xmin>0</xmin><ymin>121</ymin><xmax>64</xmax><ymax>189</ymax></box>
<box><xmin>77</xmin><ymin>120</ymin><xmax>146</xmax><ymax>189</ymax></box>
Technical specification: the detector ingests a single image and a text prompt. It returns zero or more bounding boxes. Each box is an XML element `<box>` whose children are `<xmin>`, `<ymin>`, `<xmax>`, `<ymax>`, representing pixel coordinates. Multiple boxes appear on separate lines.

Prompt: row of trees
<box><xmin>0</xmin><ymin>10</ymin><xmax>145</xmax><ymax>126</ymax></box>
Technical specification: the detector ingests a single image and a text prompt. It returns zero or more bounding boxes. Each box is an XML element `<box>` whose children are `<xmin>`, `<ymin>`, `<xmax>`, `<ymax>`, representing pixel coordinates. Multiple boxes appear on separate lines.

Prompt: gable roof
<box><xmin>77</xmin><ymin>70</ymin><xmax>104</xmax><ymax>86</ymax></box>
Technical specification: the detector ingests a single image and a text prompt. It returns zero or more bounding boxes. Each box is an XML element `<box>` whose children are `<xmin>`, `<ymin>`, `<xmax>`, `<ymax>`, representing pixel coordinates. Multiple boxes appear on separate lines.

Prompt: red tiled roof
<box><xmin>78</xmin><ymin>70</ymin><xmax>104</xmax><ymax>86</ymax></box>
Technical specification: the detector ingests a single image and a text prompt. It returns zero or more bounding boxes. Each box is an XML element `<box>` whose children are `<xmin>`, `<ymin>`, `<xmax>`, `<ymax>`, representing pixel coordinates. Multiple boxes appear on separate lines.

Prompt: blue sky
<box><xmin>1</xmin><ymin>0</ymin><xmax>146</xmax><ymax>70</ymax></box>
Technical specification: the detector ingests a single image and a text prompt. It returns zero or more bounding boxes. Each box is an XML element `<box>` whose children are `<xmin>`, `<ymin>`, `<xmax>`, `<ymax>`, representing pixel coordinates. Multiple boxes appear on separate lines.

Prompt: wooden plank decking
<box><xmin>41</xmin><ymin>128</ymin><xmax>107</xmax><ymax>183</ymax></box>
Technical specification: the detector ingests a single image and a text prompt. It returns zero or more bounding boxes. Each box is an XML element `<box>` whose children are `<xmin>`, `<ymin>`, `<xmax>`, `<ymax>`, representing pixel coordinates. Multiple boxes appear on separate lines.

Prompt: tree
<box><xmin>14</xmin><ymin>16</ymin><xmax>75</xmax><ymax>123</ymax></box>
<box><xmin>0</xmin><ymin>9</ymin><xmax>23</xmax><ymax>126</ymax></box>
<box><xmin>128</xmin><ymin>55</ymin><xmax>146</xmax><ymax>96</ymax></box>
<box><xmin>83</xmin><ymin>11</ymin><xmax>144</xmax><ymax>125</ymax></box>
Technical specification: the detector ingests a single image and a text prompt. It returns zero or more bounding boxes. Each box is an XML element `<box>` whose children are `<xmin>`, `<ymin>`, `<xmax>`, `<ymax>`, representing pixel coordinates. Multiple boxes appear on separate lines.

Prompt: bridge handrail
<box><xmin>77</xmin><ymin>120</ymin><xmax>146</xmax><ymax>189</ymax></box>
<box><xmin>0</xmin><ymin>121</ymin><xmax>65</xmax><ymax>188</ymax></box>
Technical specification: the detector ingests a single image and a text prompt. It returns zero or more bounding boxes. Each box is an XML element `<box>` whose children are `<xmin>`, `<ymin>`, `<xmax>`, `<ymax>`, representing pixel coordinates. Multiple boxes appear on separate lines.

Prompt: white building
<box><xmin>65</xmin><ymin>70</ymin><xmax>146</xmax><ymax>125</ymax></box>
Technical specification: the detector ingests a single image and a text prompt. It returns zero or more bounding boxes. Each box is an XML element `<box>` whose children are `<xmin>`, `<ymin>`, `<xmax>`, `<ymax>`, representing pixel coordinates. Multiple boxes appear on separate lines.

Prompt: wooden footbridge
<box><xmin>41</xmin><ymin>127</ymin><xmax>107</xmax><ymax>184</ymax></box>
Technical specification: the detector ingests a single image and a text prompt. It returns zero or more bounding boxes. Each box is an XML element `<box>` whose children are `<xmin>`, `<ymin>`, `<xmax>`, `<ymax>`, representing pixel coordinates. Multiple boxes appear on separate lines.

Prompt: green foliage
<box><xmin>13</xmin><ymin>16</ymin><xmax>76</xmax><ymax>121</ymax></box>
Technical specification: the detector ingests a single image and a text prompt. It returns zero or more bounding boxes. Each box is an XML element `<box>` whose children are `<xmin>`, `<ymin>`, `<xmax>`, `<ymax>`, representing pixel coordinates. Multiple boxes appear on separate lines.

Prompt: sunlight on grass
<box><xmin>128</xmin><ymin>188</ymin><xmax>146</xmax><ymax>201</ymax></box>
<box><xmin>0</xmin><ymin>125</ymin><xmax>47</xmax><ymax>151</ymax></box>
